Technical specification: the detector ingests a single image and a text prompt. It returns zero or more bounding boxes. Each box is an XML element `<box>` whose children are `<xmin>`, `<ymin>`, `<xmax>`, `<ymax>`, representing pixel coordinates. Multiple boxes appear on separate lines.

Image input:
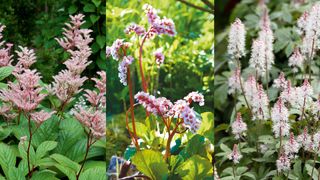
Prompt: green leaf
<box><xmin>68</xmin><ymin>5</ymin><xmax>78</xmax><ymax>14</ymax></box>
<box><xmin>128</xmin><ymin>122</ymin><xmax>148</xmax><ymax>138</ymax></box>
<box><xmin>131</xmin><ymin>150</ymin><xmax>169</xmax><ymax>180</ymax></box>
<box><xmin>92</xmin><ymin>0</ymin><xmax>101</xmax><ymax>7</ymax></box>
<box><xmin>8</xmin><ymin>167</ymin><xmax>25</xmax><ymax>180</ymax></box>
<box><xmin>306</xmin><ymin>163</ymin><xmax>318</xmax><ymax>180</ymax></box>
<box><xmin>198</xmin><ymin>112</ymin><xmax>214</xmax><ymax>143</ymax></box>
<box><xmin>0</xmin><ymin>143</ymin><xmax>16</xmax><ymax>177</ymax></box>
<box><xmin>31</xmin><ymin>170</ymin><xmax>58</xmax><ymax>180</ymax></box>
<box><xmin>36</xmin><ymin>141</ymin><xmax>58</xmax><ymax>160</ymax></box>
<box><xmin>177</xmin><ymin>155</ymin><xmax>212</xmax><ymax>179</ymax></box>
<box><xmin>79</xmin><ymin>167</ymin><xmax>105</xmax><ymax>180</ymax></box>
<box><xmin>90</xmin><ymin>15</ymin><xmax>99</xmax><ymax>24</ymax></box>
<box><xmin>50</xmin><ymin>154</ymin><xmax>80</xmax><ymax>173</ymax></box>
<box><xmin>0</xmin><ymin>66</ymin><xmax>14</xmax><ymax>81</ymax></box>
<box><xmin>83</xmin><ymin>4</ymin><xmax>96</xmax><ymax>12</ymax></box>
<box><xmin>96</xmin><ymin>35</ymin><xmax>105</xmax><ymax>49</ymax></box>
<box><xmin>180</xmin><ymin>134</ymin><xmax>207</xmax><ymax>159</ymax></box>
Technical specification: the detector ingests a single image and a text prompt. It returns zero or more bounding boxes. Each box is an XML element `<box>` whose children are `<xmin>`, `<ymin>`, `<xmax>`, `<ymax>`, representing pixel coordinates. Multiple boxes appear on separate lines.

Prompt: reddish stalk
<box><xmin>164</xmin><ymin>120</ymin><xmax>182</xmax><ymax>160</ymax></box>
<box><xmin>125</xmin><ymin>105</ymin><xmax>140</xmax><ymax>150</ymax></box>
<box><xmin>76</xmin><ymin>130</ymin><xmax>92</xmax><ymax>179</ymax></box>
<box><xmin>138</xmin><ymin>28</ymin><xmax>153</xmax><ymax>92</ymax></box>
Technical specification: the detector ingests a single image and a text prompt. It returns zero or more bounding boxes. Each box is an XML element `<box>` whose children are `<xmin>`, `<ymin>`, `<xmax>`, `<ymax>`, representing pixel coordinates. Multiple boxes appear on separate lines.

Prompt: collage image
<box><xmin>3</xmin><ymin>0</ymin><xmax>320</xmax><ymax>179</ymax></box>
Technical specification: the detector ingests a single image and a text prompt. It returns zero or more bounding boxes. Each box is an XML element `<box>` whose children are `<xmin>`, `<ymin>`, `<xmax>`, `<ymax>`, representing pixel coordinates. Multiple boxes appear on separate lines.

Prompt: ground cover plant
<box><xmin>0</xmin><ymin>14</ymin><xmax>106</xmax><ymax>179</ymax></box>
<box><xmin>106</xmin><ymin>1</ymin><xmax>214</xmax><ymax>179</ymax></box>
<box><xmin>215</xmin><ymin>0</ymin><xmax>320</xmax><ymax>179</ymax></box>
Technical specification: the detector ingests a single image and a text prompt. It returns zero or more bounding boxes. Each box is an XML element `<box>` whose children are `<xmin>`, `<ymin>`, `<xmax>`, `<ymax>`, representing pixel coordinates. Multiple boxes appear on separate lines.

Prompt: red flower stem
<box><xmin>127</xmin><ymin>67</ymin><xmax>140</xmax><ymax>151</ymax></box>
<box><xmin>76</xmin><ymin>130</ymin><xmax>92</xmax><ymax>179</ymax></box>
<box><xmin>164</xmin><ymin>120</ymin><xmax>182</xmax><ymax>160</ymax></box>
<box><xmin>139</xmin><ymin>28</ymin><xmax>152</xmax><ymax>92</ymax></box>
<box><xmin>125</xmin><ymin>106</ymin><xmax>140</xmax><ymax>150</ymax></box>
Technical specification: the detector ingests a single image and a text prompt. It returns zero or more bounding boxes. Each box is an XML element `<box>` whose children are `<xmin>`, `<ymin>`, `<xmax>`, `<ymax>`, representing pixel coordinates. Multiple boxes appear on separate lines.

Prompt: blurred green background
<box><xmin>106</xmin><ymin>0</ymin><xmax>214</xmax><ymax>164</ymax></box>
<box><xmin>0</xmin><ymin>0</ymin><xmax>106</xmax><ymax>88</ymax></box>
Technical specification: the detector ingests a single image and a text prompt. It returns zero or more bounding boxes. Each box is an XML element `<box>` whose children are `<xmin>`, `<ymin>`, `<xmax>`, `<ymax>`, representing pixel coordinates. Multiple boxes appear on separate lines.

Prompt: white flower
<box><xmin>231</xmin><ymin>113</ymin><xmax>247</xmax><ymax>139</ymax></box>
<box><xmin>228</xmin><ymin>144</ymin><xmax>242</xmax><ymax>164</ymax></box>
<box><xmin>228</xmin><ymin>18</ymin><xmax>246</xmax><ymax>59</ymax></box>
<box><xmin>276</xmin><ymin>153</ymin><xmax>291</xmax><ymax>172</ymax></box>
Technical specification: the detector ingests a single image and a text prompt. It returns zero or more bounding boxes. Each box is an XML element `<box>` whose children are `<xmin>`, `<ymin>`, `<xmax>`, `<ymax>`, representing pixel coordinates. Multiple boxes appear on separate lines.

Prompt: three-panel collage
<box><xmin>2</xmin><ymin>0</ymin><xmax>320</xmax><ymax>179</ymax></box>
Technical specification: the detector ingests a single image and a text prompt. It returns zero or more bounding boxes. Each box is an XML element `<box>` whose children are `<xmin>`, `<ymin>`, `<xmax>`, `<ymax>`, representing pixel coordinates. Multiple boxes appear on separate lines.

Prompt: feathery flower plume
<box><xmin>0</xmin><ymin>24</ymin><xmax>13</xmax><ymax>67</ymax></box>
<box><xmin>284</xmin><ymin>132</ymin><xmax>300</xmax><ymax>157</ymax></box>
<box><xmin>297</xmin><ymin>127</ymin><xmax>312</xmax><ymax>151</ymax></box>
<box><xmin>228</xmin><ymin>144</ymin><xmax>242</xmax><ymax>164</ymax></box>
<box><xmin>228</xmin><ymin>68</ymin><xmax>241</xmax><ymax>94</ymax></box>
<box><xmin>276</xmin><ymin>153</ymin><xmax>291</xmax><ymax>172</ymax></box>
<box><xmin>288</xmin><ymin>48</ymin><xmax>304</xmax><ymax>73</ymax></box>
<box><xmin>30</xmin><ymin>110</ymin><xmax>55</xmax><ymax>125</ymax></box>
<box><xmin>48</xmin><ymin>14</ymin><xmax>92</xmax><ymax>104</ymax></box>
<box><xmin>271</xmin><ymin>98</ymin><xmax>289</xmax><ymax>137</ymax></box>
<box><xmin>249</xmin><ymin>39</ymin><xmax>267</xmax><ymax>76</ymax></box>
<box><xmin>231</xmin><ymin>112</ymin><xmax>247</xmax><ymax>139</ymax></box>
<box><xmin>228</xmin><ymin>18</ymin><xmax>246</xmax><ymax>59</ymax></box>
<box><xmin>0</xmin><ymin>69</ymin><xmax>46</xmax><ymax>112</ymax></box>
<box><xmin>15</xmin><ymin>46</ymin><xmax>36</xmax><ymax>69</ymax></box>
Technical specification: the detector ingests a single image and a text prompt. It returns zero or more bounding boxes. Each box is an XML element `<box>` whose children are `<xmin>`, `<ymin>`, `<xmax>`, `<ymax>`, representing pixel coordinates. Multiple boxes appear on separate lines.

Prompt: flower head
<box><xmin>231</xmin><ymin>113</ymin><xmax>247</xmax><ymax>139</ymax></box>
<box><xmin>228</xmin><ymin>18</ymin><xmax>246</xmax><ymax>59</ymax></box>
<box><xmin>118</xmin><ymin>56</ymin><xmax>134</xmax><ymax>86</ymax></box>
<box><xmin>228</xmin><ymin>144</ymin><xmax>242</xmax><ymax>164</ymax></box>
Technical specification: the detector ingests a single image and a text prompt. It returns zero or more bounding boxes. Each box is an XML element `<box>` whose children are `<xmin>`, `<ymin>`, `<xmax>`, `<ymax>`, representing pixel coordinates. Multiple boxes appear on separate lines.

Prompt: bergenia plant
<box><xmin>0</xmin><ymin>14</ymin><xmax>105</xmax><ymax>179</ymax></box>
<box><xmin>216</xmin><ymin>2</ymin><xmax>320</xmax><ymax>179</ymax></box>
<box><xmin>107</xmin><ymin>3</ymin><xmax>213</xmax><ymax>179</ymax></box>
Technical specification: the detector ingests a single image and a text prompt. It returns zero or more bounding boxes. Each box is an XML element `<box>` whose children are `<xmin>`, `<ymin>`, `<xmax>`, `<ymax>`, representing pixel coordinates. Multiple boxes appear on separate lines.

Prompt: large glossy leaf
<box><xmin>176</xmin><ymin>155</ymin><xmax>212</xmax><ymax>179</ymax></box>
<box><xmin>131</xmin><ymin>150</ymin><xmax>169</xmax><ymax>180</ymax></box>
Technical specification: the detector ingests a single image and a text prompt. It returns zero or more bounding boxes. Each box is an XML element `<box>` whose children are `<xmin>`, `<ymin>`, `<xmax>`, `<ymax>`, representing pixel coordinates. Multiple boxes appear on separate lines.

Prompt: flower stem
<box><xmin>76</xmin><ymin>131</ymin><xmax>92</xmax><ymax>180</ymax></box>
<box><xmin>27</xmin><ymin>114</ymin><xmax>33</xmax><ymax>178</ymax></box>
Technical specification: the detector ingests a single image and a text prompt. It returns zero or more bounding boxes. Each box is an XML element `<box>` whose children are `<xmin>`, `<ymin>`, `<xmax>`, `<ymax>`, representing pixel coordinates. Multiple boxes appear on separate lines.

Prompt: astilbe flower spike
<box><xmin>48</xmin><ymin>14</ymin><xmax>92</xmax><ymax>105</ymax></box>
<box><xmin>0</xmin><ymin>24</ymin><xmax>13</xmax><ymax>67</ymax></box>
<box><xmin>0</xmin><ymin>69</ymin><xmax>46</xmax><ymax>112</ymax></box>
<box><xmin>30</xmin><ymin>110</ymin><xmax>55</xmax><ymax>125</ymax></box>
<box><xmin>15</xmin><ymin>46</ymin><xmax>36</xmax><ymax>69</ymax></box>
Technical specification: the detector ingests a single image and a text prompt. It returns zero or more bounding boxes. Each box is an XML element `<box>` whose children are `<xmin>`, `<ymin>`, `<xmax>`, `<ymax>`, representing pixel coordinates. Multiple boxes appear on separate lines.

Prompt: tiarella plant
<box><xmin>106</xmin><ymin>3</ymin><xmax>213</xmax><ymax>180</ymax></box>
<box><xmin>0</xmin><ymin>14</ymin><xmax>105</xmax><ymax>179</ymax></box>
<box><xmin>216</xmin><ymin>1</ymin><xmax>320</xmax><ymax>179</ymax></box>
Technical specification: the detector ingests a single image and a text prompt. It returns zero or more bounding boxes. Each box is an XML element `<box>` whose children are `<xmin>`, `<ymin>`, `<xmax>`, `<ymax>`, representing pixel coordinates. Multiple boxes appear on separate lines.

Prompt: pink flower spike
<box><xmin>228</xmin><ymin>144</ymin><xmax>242</xmax><ymax>164</ymax></box>
<box><xmin>30</xmin><ymin>110</ymin><xmax>55</xmax><ymax>125</ymax></box>
<box><xmin>154</xmin><ymin>48</ymin><xmax>165</xmax><ymax>66</ymax></box>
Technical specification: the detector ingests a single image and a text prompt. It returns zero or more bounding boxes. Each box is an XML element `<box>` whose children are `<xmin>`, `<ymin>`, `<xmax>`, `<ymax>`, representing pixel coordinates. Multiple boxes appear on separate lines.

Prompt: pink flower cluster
<box><xmin>74</xmin><ymin>71</ymin><xmax>106</xmax><ymax>139</ymax></box>
<box><xmin>48</xmin><ymin>14</ymin><xmax>93</xmax><ymax>103</ymax></box>
<box><xmin>143</xmin><ymin>4</ymin><xmax>176</xmax><ymax>37</ymax></box>
<box><xmin>0</xmin><ymin>24</ymin><xmax>13</xmax><ymax>67</ymax></box>
<box><xmin>1</xmin><ymin>69</ymin><xmax>46</xmax><ymax>112</ymax></box>
<box><xmin>154</xmin><ymin>48</ymin><xmax>165</xmax><ymax>66</ymax></box>
<box><xmin>124</xmin><ymin>23</ymin><xmax>146</xmax><ymax>36</ymax></box>
<box><xmin>135</xmin><ymin>91</ymin><xmax>204</xmax><ymax>133</ymax></box>
<box><xmin>228</xmin><ymin>144</ymin><xmax>242</xmax><ymax>164</ymax></box>
<box><xmin>231</xmin><ymin>112</ymin><xmax>247</xmax><ymax>139</ymax></box>
<box><xmin>106</xmin><ymin>39</ymin><xmax>131</xmax><ymax>61</ymax></box>
<box><xmin>84</xmin><ymin>71</ymin><xmax>106</xmax><ymax>108</ymax></box>
<box><xmin>118</xmin><ymin>56</ymin><xmax>134</xmax><ymax>86</ymax></box>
